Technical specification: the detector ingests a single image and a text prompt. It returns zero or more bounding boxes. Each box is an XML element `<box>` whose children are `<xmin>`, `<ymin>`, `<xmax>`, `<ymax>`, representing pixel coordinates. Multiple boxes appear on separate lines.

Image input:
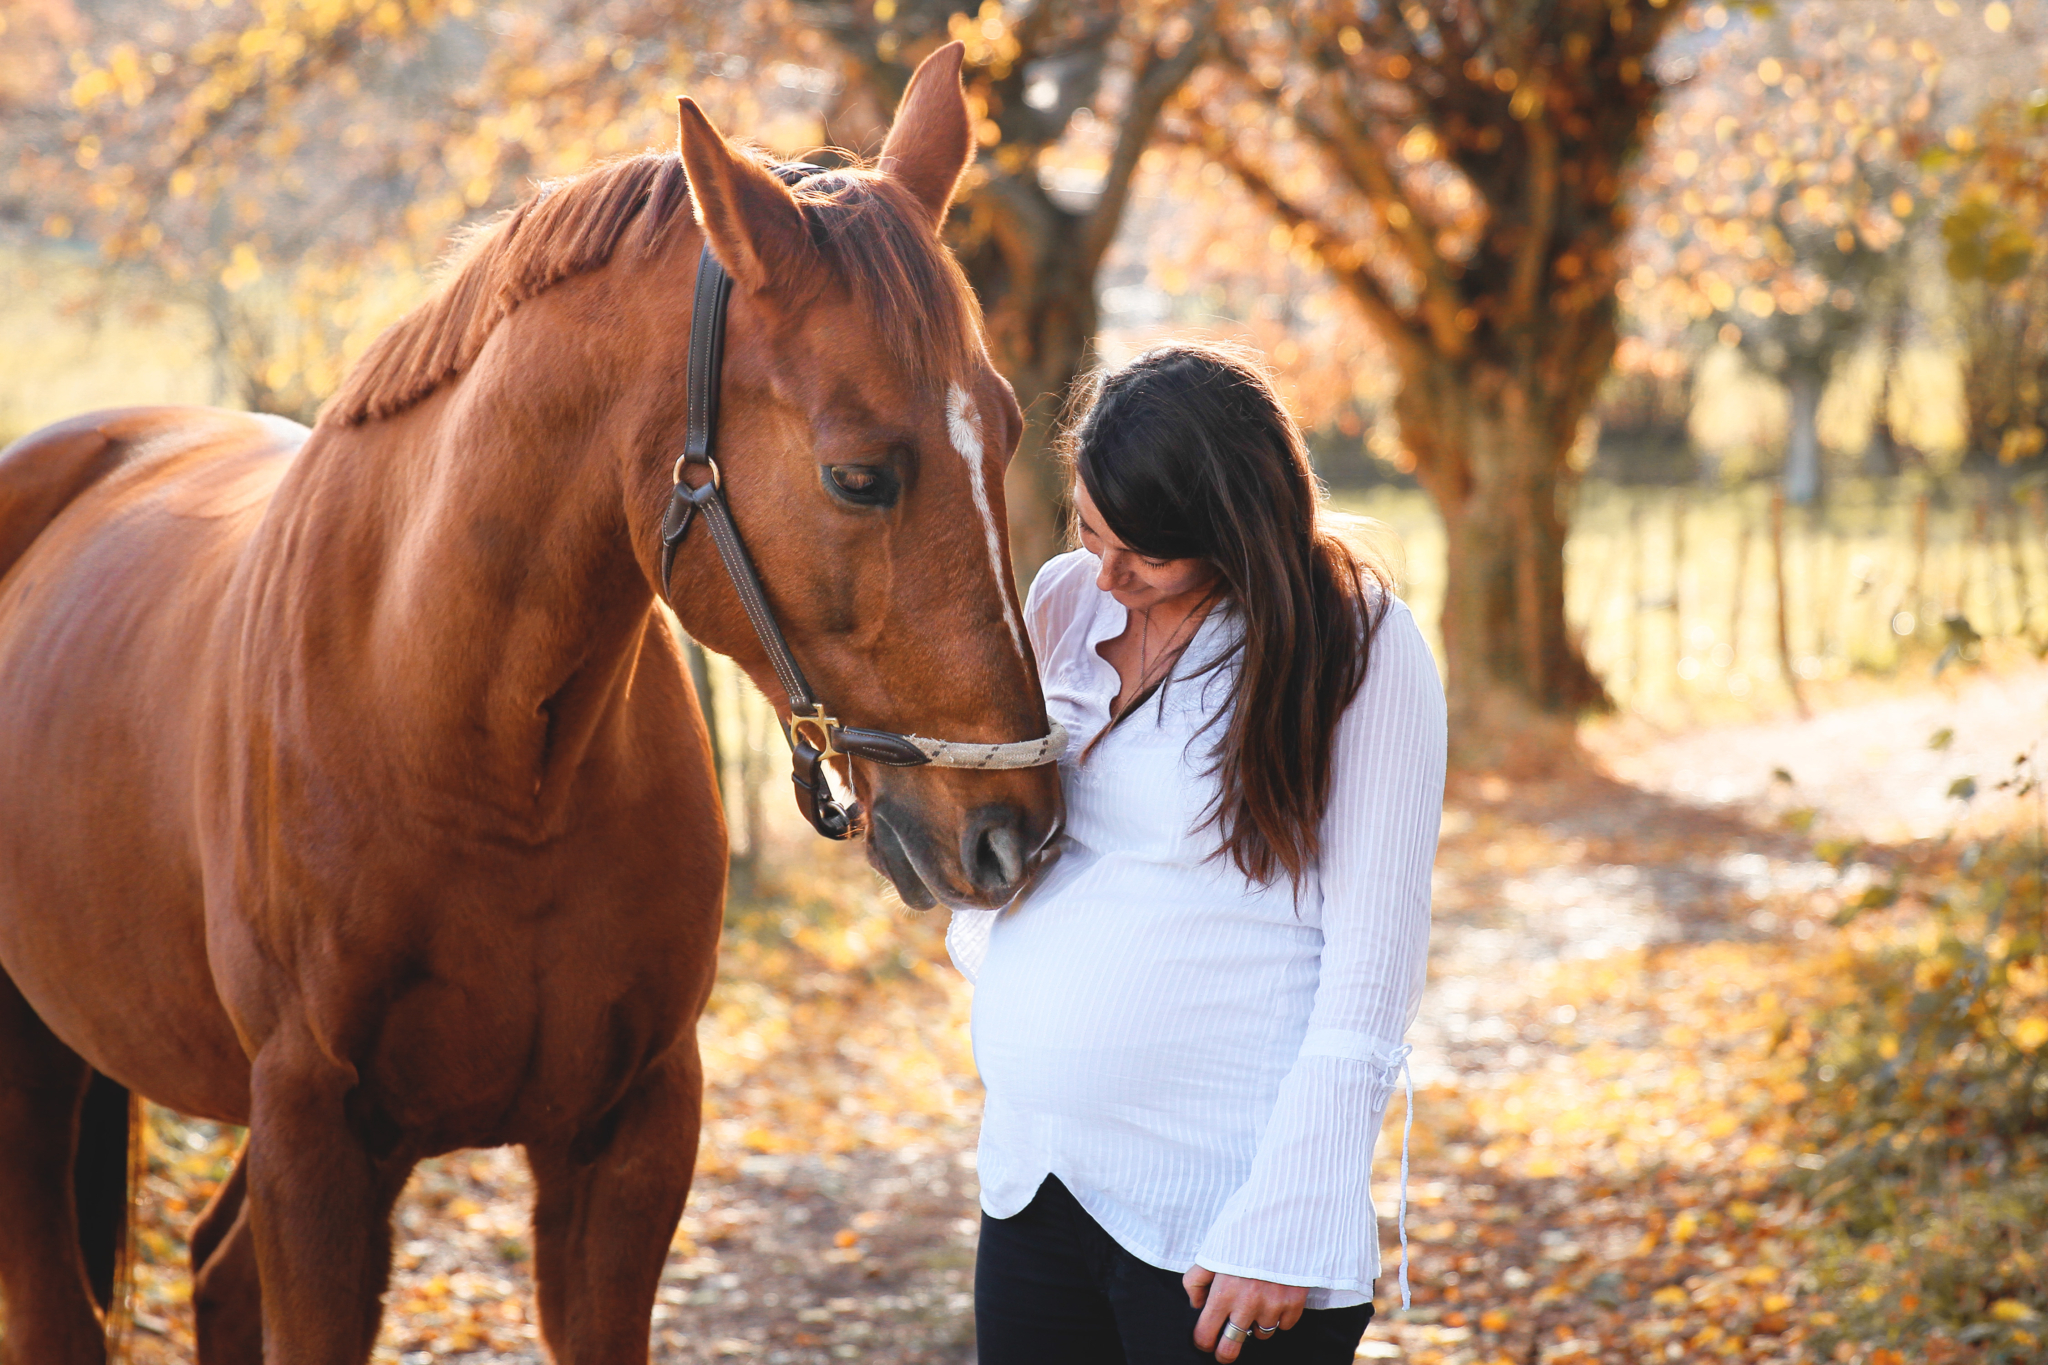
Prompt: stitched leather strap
<box><xmin>659</xmin><ymin>235</ymin><xmax>859</xmax><ymax>837</ymax></box>
<box><xmin>694</xmin><ymin>470</ymin><xmax>816</xmax><ymax>710</ymax></box>
<box><xmin>685</xmin><ymin>249</ymin><xmax>732</xmax><ymax>462</ymax></box>
<box><xmin>658</xmin><ymin>241</ymin><xmax>742</xmax><ymax>600</ymax></box>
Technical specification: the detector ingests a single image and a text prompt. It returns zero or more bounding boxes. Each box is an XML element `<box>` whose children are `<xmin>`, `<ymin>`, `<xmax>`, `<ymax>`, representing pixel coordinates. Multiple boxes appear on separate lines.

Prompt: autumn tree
<box><xmin>1188</xmin><ymin>0</ymin><xmax>1687</xmax><ymax>761</ymax></box>
<box><xmin>1715</xmin><ymin>182</ymin><xmax>1899</xmax><ymax>508</ymax></box>
<box><xmin>14</xmin><ymin>0</ymin><xmax>789</xmax><ymax>420</ymax></box>
<box><xmin>796</xmin><ymin>0</ymin><xmax>1215</xmax><ymax>570</ymax></box>
<box><xmin>1621</xmin><ymin>0</ymin><xmax>2048</xmax><ymax>494</ymax></box>
<box><xmin>17</xmin><ymin>0</ymin><xmax>472</xmax><ymax>416</ymax></box>
<box><xmin>1627</xmin><ymin>3</ymin><xmax>1955</xmax><ymax>504</ymax></box>
<box><xmin>1944</xmin><ymin>88</ymin><xmax>2048</xmax><ymax>471</ymax></box>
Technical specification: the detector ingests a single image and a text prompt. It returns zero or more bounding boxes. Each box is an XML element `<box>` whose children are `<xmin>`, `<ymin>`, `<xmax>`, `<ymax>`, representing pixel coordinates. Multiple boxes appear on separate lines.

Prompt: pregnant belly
<box><xmin>970</xmin><ymin>891</ymin><xmax>1318</xmax><ymax>1128</ymax></box>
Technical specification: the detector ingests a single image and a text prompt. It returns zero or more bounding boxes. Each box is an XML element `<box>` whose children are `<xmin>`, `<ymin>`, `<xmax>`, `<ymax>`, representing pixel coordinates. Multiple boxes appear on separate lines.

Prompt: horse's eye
<box><xmin>823</xmin><ymin>464</ymin><xmax>898</xmax><ymax>508</ymax></box>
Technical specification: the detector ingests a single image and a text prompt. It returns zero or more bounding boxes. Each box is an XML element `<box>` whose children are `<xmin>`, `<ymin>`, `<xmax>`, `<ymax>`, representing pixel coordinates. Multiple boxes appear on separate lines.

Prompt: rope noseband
<box><xmin>657</xmin><ymin>165</ymin><xmax>1065</xmax><ymax>839</ymax></box>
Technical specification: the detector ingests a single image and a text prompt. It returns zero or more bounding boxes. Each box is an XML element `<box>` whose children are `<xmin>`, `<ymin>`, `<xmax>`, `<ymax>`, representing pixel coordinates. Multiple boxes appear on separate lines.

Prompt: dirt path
<box><xmin>1419</xmin><ymin>663</ymin><xmax>2048</xmax><ymax>1088</ymax></box>
<box><xmin>1591</xmin><ymin>665</ymin><xmax>2048</xmax><ymax>843</ymax></box>
<box><xmin>118</xmin><ymin>664</ymin><xmax>2048</xmax><ymax>1364</ymax></box>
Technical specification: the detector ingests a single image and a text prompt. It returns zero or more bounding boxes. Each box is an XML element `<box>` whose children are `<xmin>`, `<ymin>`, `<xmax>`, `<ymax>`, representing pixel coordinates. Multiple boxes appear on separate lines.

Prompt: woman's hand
<box><xmin>1184</xmin><ymin>1265</ymin><xmax>1309</xmax><ymax>1361</ymax></box>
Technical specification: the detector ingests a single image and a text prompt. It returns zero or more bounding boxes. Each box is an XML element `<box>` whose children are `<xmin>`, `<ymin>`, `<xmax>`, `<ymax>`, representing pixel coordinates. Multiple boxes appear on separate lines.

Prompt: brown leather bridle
<box><xmin>657</xmin><ymin>166</ymin><xmax>1065</xmax><ymax>840</ymax></box>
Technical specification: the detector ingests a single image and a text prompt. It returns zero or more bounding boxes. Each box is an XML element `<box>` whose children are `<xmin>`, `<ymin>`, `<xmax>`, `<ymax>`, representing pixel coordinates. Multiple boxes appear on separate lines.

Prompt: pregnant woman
<box><xmin>949</xmin><ymin>342</ymin><xmax>1447</xmax><ymax>1363</ymax></box>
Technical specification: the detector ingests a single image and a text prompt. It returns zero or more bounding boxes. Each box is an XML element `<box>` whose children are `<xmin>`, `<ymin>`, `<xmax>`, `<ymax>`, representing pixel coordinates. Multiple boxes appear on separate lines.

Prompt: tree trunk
<box><xmin>1863</xmin><ymin>305</ymin><xmax>1905</xmax><ymax>476</ymax></box>
<box><xmin>1400</xmin><ymin>360</ymin><xmax>1606</xmax><ymax>769</ymax></box>
<box><xmin>683</xmin><ymin>638</ymin><xmax>723</xmax><ymax>807</ymax></box>
<box><xmin>950</xmin><ymin>179</ymin><xmax>1102</xmax><ymax>572</ymax></box>
<box><xmin>1783</xmin><ymin>360</ymin><xmax>1826</xmax><ymax>507</ymax></box>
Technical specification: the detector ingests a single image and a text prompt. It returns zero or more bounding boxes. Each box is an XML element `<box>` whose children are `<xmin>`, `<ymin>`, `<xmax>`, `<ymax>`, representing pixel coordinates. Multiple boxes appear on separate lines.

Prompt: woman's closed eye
<box><xmin>1078</xmin><ymin>522</ymin><xmax>1164</xmax><ymax>568</ymax></box>
<box><xmin>822</xmin><ymin>463</ymin><xmax>900</xmax><ymax>508</ymax></box>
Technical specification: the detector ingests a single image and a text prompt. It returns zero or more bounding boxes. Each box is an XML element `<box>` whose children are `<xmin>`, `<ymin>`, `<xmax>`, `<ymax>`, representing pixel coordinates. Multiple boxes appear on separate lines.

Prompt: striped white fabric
<box><xmin>948</xmin><ymin>549</ymin><xmax>1445</xmax><ymax>1310</ymax></box>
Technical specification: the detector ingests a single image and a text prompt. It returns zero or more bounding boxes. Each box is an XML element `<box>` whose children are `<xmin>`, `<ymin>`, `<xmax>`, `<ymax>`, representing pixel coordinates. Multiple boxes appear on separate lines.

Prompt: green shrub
<box><xmin>1794</xmin><ymin>799</ymin><xmax>2048</xmax><ymax>1360</ymax></box>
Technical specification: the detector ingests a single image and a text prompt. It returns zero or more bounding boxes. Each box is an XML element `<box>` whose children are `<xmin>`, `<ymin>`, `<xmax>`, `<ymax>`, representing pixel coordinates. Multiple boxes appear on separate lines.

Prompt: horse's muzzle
<box><xmin>866</xmin><ymin>795</ymin><xmax>1061</xmax><ymax>912</ymax></box>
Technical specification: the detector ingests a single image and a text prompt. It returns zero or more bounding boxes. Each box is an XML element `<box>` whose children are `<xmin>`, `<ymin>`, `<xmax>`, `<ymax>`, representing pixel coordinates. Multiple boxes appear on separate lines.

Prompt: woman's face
<box><xmin>1072</xmin><ymin>479</ymin><xmax>1217</xmax><ymax>616</ymax></box>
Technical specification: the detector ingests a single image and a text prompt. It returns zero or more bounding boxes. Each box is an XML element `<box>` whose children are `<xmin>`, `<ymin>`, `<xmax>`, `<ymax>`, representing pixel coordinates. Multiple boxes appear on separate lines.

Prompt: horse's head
<box><xmin>628</xmin><ymin>43</ymin><xmax>1060</xmax><ymax>910</ymax></box>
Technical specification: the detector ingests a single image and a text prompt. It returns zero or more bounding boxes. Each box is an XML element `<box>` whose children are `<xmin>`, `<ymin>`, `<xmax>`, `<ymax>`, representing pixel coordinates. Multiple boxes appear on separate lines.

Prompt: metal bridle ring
<box><xmin>672</xmin><ymin>452</ymin><xmax>722</xmax><ymax>488</ymax></box>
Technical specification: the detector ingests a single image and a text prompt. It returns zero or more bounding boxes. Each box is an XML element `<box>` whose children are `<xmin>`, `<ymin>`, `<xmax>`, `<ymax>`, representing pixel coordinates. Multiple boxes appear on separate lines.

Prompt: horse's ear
<box><xmin>677</xmin><ymin>97</ymin><xmax>815</xmax><ymax>291</ymax></box>
<box><xmin>879</xmin><ymin>41</ymin><xmax>973</xmax><ymax>231</ymax></box>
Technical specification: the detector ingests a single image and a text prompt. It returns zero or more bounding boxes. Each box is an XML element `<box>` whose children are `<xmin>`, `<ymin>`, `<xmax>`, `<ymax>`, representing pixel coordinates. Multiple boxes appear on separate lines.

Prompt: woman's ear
<box><xmin>677</xmin><ymin>97</ymin><xmax>820</xmax><ymax>290</ymax></box>
<box><xmin>879</xmin><ymin>41</ymin><xmax>974</xmax><ymax>231</ymax></box>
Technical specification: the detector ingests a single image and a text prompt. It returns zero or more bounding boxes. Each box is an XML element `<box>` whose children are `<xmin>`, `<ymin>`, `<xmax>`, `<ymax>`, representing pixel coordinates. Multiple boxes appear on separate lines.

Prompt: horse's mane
<box><xmin>320</xmin><ymin>151</ymin><xmax>983</xmax><ymax>428</ymax></box>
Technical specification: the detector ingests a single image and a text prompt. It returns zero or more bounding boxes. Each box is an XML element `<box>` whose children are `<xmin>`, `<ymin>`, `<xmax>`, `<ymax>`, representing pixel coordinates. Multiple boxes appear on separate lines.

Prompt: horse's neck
<box><xmin>272</xmin><ymin>375</ymin><xmax>659</xmax><ymax>817</ymax></box>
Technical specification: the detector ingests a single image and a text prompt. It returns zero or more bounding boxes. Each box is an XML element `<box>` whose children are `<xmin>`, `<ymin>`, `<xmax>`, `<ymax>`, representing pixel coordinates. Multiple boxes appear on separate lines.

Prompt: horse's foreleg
<box><xmin>192</xmin><ymin>1147</ymin><xmax>262</xmax><ymax>1365</ymax></box>
<box><xmin>0</xmin><ymin>968</ymin><xmax>107</xmax><ymax>1365</ymax></box>
<box><xmin>527</xmin><ymin>1047</ymin><xmax>701</xmax><ymax>1364</ymax></box>
<box><xmin>245</xmin><ymin>1039</ymin><xmax>412</xmax><ymax>1365</ymax></box>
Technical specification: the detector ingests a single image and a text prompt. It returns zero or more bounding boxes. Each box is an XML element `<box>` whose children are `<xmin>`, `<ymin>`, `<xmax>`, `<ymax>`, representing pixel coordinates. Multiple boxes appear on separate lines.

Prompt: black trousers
<box><xmin>974</xmin><ymin>1176</ymin><xmax>1375</xmax><ymax>1365</ymax></box>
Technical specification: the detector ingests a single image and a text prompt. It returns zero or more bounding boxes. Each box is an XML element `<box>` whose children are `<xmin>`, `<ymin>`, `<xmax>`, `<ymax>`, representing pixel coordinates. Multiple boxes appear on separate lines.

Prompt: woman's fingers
<box><xmin>1193</xmin><ymin>1282</ymin><xmax>1241</xmax><ymax>1363</ymax></box>
<box><xmin>1190</xmin><ymin>1272</ymin><xmax>1311</xmax><ymax>1361</ymax></box>
<box><xmin>1184</xmin><ymin>1264</ymin><xmax>1215</xmax><ymax>1309</ymax></box>
<box><xmin>1259</xmin><ymin>1282</ymin><xmax>1309</xmax><ymax>1335</ymax></box>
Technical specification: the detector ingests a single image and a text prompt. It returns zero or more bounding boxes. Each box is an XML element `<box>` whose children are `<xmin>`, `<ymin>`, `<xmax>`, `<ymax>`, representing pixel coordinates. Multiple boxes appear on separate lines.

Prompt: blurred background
<box><xmin>4</xmin><ymin>2</ymin><xmax>2047</xmax><ymax>1363</ymax></box>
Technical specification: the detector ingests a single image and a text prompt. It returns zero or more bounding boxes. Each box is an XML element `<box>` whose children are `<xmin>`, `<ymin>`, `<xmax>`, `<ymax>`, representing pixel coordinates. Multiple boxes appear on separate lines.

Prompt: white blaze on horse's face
<box><xmin>946</xmin><ymin>383</ymin><xmax>1025</xmax><ymax>660</ymax></box>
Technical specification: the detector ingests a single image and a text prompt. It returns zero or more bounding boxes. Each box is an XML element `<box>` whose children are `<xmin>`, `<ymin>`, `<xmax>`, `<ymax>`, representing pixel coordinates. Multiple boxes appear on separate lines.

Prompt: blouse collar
<box><xmin>1074</xmin><ymin>557</ymin><xmax>1239</xmax><ymax>714</ymax></box>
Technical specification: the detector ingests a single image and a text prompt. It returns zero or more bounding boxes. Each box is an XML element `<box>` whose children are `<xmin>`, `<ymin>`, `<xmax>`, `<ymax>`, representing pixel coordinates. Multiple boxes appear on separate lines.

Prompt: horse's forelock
<box><xmin>788</xmin><ymin>168</ymin><xmax>984</xmax><ymax>385</ymax></box>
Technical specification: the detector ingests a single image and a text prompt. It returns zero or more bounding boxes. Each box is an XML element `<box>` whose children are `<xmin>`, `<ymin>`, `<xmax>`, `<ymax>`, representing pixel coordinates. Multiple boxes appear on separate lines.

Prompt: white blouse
<box><xmin>948</xmin><ymin>549</ymin><xmax>1445</xmax><ymax>1310</ymax></box>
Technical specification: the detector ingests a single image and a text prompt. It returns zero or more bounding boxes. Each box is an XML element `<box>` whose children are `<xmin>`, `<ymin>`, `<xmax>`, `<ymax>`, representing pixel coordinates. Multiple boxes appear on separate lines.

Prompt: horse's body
<box><xmin>0</xmin><ymin>44</ymin><xmax>1055</xmax><ymax>1364</ymax></box>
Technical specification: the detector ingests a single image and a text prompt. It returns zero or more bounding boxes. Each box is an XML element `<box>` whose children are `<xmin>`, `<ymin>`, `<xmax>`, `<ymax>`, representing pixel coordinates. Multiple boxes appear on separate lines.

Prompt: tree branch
<box><xmin>1502</xmin><ymin>104</ymin><xmax>1560</xmax><ymax>331</ymax></box>
<box><xmin>160</xmin><ymin>24</ymin><xmax>363</xmax><ymax>187</ymax></box>
<box><xmin>1192</xmin><ymin>127</ymin><xmax>1428</xmax><ymax>373</ymax></box>
<box><xmin>1077</xmin><ymin>0</ymin><xmax>1218</xmax><ymax>273</ymax></box>
<box><xmin>1290</xmin><ymin>78</ymin><xmax>1467</xmax><ymax>358</ymax></box>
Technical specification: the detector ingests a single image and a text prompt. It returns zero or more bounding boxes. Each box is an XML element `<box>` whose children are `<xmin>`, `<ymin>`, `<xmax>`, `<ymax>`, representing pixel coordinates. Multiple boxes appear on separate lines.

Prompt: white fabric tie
<box><xmin>1392</xmin><ymin>1044</ymin><xmax>1414</xmax><ymax>1310</ymax></box>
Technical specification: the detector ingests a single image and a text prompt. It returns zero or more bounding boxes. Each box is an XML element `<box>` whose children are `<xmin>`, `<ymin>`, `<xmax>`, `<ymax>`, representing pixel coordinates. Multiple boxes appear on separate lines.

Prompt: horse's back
<box><xmin>0</xmin><ymin>405</ymin><xmax>304</xmax><ymax>1121</ymax></box>
<box><xmin>0</xmin><ymin>406</ymin><xmax>304</xmax><ymax>581</ymax></box>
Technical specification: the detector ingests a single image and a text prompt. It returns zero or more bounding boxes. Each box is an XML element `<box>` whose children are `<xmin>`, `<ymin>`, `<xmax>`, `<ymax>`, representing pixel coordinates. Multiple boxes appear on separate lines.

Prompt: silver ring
<box><xmin>1220</xmin><ymin>1322</ymin><xmax>1249</xmax><ymax>1344</ymax></box>
<box><xmin>1254</xmin><ymin>1322</ymin><xmax>1279</xmax><ymax>1336</ymax></box>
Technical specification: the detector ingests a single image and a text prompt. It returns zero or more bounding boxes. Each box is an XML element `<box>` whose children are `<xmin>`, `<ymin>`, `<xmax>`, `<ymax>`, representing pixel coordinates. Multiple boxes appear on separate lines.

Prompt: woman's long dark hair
<box><xmin>1062</xmin><ymin>341</ymin><xmax>1390</xmax><ymax>889</ymax></box>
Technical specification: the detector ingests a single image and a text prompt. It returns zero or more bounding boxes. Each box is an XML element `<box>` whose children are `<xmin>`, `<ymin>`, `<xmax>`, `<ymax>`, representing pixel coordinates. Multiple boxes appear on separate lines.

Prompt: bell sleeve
<box><xmin>1190</xmin><ymin>598</ymin><xmax>1446</xmax><ymax>1297</ymax></box>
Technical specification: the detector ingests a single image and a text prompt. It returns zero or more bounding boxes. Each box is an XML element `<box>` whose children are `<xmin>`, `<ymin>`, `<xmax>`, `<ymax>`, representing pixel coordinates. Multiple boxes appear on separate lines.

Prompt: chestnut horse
<box><xmin>0</xmin><ymin>41</ymin><xmax>1057</xmax><ymax>1364</ymax></box>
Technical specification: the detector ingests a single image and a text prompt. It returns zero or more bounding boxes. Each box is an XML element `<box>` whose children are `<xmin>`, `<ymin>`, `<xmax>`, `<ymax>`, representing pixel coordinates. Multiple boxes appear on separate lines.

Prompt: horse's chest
<box><xmin>310</xmin><ymin>857</ymin><xmax>724</xmax><ymax>1148</ymax></box>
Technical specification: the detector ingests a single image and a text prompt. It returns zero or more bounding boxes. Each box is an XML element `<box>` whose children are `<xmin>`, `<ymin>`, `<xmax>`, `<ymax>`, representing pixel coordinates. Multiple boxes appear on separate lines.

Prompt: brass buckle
<box><xmin>789</xmin><ymin>704</ymin><xmax>841</xmax><ymax>761</ymax></box>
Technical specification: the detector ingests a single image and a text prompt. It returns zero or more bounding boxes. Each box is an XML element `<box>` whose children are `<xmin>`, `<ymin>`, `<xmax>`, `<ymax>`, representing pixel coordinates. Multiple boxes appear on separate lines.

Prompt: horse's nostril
<box><xmin>965</xmin><ymin>808</ymin><xmax>1026</xmax><ymax>894</ymax></box>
